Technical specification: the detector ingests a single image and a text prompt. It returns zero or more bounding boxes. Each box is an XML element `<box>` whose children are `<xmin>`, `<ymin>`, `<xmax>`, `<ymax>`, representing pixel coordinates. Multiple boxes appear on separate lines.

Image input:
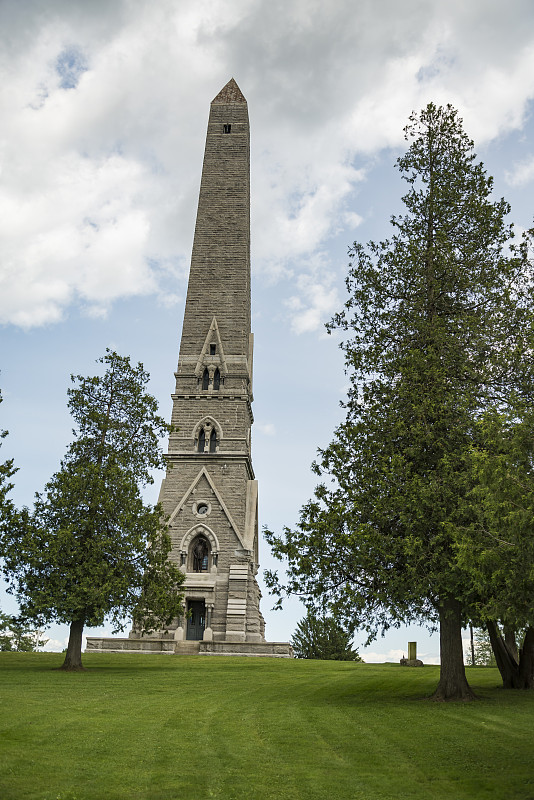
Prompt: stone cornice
<box><xmin>164</xmin><ymin>452</ymin><xmax>255</xmax><ymax>480</ymax></box>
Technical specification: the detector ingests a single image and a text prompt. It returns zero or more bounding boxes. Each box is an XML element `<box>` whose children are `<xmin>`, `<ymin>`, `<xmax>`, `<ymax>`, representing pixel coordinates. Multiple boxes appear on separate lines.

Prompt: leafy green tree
<box><xmin>266</xmin><ymin>104</ymin><xmax>534</xmax><ymax>701</ymax></box>
<box><xmin>1</xmin><ymin>351</ymin><xmax>184</xmax><ymax>670</ymax></box>
<box><xmin>291</xmin><ymin>610</ymin><xmax>362</xmax><ymax>661</ymax></box>
<box><xmin>0</xmin><ymin>388</ymin><xmax>44</xmax><ymax>655</ymax></box>
<box><xmin>0</xmin><ymin>387</ymin><xmax>17</xmax><ymax>539</ymax></box>
<box><xmin>0</xmin><ymin>612</ymin><xmax>48</xmax><ymax>651</ymax></box>
<box><xmin>460</xmin><ymin>411</ymin><xmax>534</xmax><ymax>687</ymax></box>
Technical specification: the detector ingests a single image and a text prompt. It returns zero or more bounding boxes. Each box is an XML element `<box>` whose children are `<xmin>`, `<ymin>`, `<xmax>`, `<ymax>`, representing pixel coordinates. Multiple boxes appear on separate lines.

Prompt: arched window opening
<box><xmin>202</xmin><ymin>368</ymin><xmax>209</xmax><ymax>390</ymax></box>
<box><xmin>209</xmin><ymin>428</ymin><xmax>217</xmax><ymax>453</ymax></box>
<box><xmin>213</xmin><ymin>367</ymin><xmax>220</xmax><ymax>390</ymax></box>
<box><xmin>198</xmin><ymin>428</ymin><xmax>205</xmax><ymax>453</ymax></box>
<box><xmin>192</xmin><ymin>536</ymin><xmax>210</xmax><ymax>572</ymax></box>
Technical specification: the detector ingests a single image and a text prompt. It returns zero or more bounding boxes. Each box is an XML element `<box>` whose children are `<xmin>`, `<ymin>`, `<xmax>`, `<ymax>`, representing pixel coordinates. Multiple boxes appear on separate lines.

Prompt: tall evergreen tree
<box><xmin>1</xmin><ymin>351</ymin><xmax>184</xmax><ymax>670</ymax></box>
<box><xmin>291</xmin><ymin>610</ymin><xmax>362</xmax><ymax>661</ymax></box>
<box><xmin>266</xmin><ymin>104</ymin><xmax>534</xmax><ymax>700</ymax></box>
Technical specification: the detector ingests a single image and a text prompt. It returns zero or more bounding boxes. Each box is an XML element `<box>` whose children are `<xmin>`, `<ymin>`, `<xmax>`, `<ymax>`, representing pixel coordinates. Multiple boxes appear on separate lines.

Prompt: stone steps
<box><xmin>174</xmin><ymin>641</ymin><xmax>201</xmax><ymax>655</ymax></box>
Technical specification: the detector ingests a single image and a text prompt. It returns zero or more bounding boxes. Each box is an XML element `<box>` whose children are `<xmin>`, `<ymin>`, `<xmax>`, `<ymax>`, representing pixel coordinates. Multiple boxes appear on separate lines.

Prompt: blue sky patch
<box><xmin>56</xmin><ymin>47</ymin><xmax>88</xmax><ymax>90</ymax></box>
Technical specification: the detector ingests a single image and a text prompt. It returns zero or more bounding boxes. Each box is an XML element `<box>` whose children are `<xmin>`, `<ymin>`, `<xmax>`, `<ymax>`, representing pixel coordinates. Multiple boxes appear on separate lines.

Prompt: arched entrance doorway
<box><xmin>186</xmin><ymin>600</ymin><xmax>206</xmax><ymax>640</ymax></box>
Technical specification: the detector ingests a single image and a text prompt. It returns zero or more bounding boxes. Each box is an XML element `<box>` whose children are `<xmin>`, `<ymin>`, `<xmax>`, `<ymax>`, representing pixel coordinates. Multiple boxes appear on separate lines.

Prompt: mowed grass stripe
<box><xmin>1</xmin><ymin>653</ymin><xmax>533</xmax><ymax>800</ymax></box>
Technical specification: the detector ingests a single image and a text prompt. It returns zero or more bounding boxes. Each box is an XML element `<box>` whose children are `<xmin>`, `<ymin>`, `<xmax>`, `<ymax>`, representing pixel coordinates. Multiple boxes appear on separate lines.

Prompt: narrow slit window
<box><xmin>198</xmin><ymin>428</ymin><xmax>205</xmax><ymax>453</ymax></box>
<box><xmin>202</xmin><ymin>368</ymin><xmax>209</xmax><ymax>390</ymax></box>
<box><xmin>210</xmin><ymin>344</ymin><xmax>216</xmax><ymax>355</ymax></box>
<box><xmin>209</xmin><ymin>428</ymin><xmax>217</xmax><ymax>453</ymax></box>
<box><xmin>213</xmin><ymin>367</ymin><xmax>221</xmax><ymax>390</ymax></box>
<box><xmin>223</xmin><ymin>124</ymin><xmax>231</xmax><ymax>134</ymax></box>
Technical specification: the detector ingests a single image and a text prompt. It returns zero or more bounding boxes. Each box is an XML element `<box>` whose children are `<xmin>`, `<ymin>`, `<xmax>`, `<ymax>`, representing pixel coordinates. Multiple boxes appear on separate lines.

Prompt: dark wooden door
<box><xmin>186</xmin><ymin>600</ymin><xmax>206</xmax><ymax>640</ymax></box>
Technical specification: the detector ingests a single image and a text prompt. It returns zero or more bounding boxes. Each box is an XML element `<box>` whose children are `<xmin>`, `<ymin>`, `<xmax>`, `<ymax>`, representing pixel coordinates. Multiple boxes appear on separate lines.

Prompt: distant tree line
<box><xmin>0</xmin><ymin>611</ymin><xmax>48</xmax><ymax>652</ymax></box>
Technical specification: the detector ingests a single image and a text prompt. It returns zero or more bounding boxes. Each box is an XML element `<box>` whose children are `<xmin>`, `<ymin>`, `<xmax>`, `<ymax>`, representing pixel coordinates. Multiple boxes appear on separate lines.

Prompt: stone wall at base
<box><xmin>199</xmin><ymin>641</ymin><xmax>293</xmax><ymax>657</ymax></box>
<box><xmin>86</xmin><ymin>637</ymin><xmax>175</xmax><ymax>654</ymax></box>
<box><xmin>85</xmin><ymin>636</ymin><xmax>293</xmax><ymax>658</ymax></box>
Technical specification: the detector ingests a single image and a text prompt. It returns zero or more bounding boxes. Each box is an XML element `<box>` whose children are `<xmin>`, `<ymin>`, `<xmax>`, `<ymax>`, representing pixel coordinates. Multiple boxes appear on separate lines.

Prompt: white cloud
<box><xmin>361</xmin><ymin>648</ymin><xmax>407</xmax><ymax>663</ymax></box>
<box><xmin>256</xmin><ymin>422</ymin><xmax>276</xmax><ymax>436</ymax></box>
<box><xmin>1</xmin><ymin>0</ymin><xmax>534</xmax><ymax>327</ymax></box>
<box><xmin>361</xmin><ymin>647</ymin><xmax>440</xmax><ymax>665</ymax></box>
<box><xmin>505</xmin><ymin>155</ymin><xmax>534</xmax><ymax>187</ymax></box>
<box><xmin>0</xmin><ymin>153</ymin><xmax>157</xmax><ymax>326</ymax></box>
<box><xmin>343</xmin><ymin>211</ymin><xmax>363</xmax><ymax>230</ymax></box>
<box><xmin>42</xmin><ymin>636</ymin><xmax>68</xmax><ymax>653</ymax></box>
<box><xmin>39</xmin><ymin>624</ymin><xmax>119</xmax><ymax>652</ymax></box>
<box><xmin>419</xmin><ymin>655</ymin><xmax>440</xmax><ymax>665</ymax></box>
<box><xmin>285</xmin><ymin>256</ymin><xmax>341</xmax><ymax>334</ymax></box>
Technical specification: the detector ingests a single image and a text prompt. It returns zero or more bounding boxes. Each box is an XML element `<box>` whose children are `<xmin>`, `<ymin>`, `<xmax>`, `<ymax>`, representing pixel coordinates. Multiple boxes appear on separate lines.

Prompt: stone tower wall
<box><xmin>157</xmin><ymin>79</ymin><xmax>265</xmax><ymax>645</ymax></box>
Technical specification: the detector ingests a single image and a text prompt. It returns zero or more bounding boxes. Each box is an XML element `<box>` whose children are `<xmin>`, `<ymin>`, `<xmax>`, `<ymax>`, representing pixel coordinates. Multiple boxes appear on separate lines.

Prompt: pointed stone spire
<box><xmin>212</xmin><ymin>78</ymin><xmax>247</xmax><ymax>105</ymax></box>
<box><xmin>178</xmin><ymin>76</ymin><xmax>250</xmax><ymax>362</ymax></box>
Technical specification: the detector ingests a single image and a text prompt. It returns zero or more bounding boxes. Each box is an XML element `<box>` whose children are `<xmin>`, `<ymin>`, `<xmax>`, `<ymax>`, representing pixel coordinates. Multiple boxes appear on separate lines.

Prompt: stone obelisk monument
<box><xmin>160</xmin><ymin>77</ymin><xmax>264</xmax><ymax>651</ymax></box>
<box><xmin>87</xmin><ymin>79</ymin><xmax>291</xmax><ymax>656</ymax></box>
<box><xmin>160</xmin><ymin>79</ymin><xmax>291</xmax><ymax>655</ymax></box>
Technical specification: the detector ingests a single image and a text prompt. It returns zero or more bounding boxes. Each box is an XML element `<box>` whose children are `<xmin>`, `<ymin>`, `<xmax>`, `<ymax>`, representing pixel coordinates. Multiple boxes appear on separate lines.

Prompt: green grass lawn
<box><xmin>1</xmin><ymin>653</ymin><xmax>533</xmax><ymax>800</ymax></box>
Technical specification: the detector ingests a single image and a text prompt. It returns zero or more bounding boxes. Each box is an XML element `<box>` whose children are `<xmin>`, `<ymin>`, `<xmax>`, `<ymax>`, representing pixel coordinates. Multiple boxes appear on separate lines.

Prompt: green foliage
<box><xmin>0</xmin><ymin>351</ymin><xmax>184</xmax><ymax>663</ymax></box>
<box><xmin>459</xmin><ymin>410</ymin><xmax>534</xmax><ymax>631</ymax></box>
<box><xmin>265</xmin><ymin>104</ymin><xmax>534</xmax><ymax>697</ymax></box>
<box><xmin>0</xmin><ymin>387</ymin><xmax>17</xmax><ymax>539</ymax></box>
<box><xmin>291</xmin><ymin>610</ymin><xmax>362</xmax><ymax>660</ymax></box>
<box><xmin>0</xmin><ymin>612</ymin><xmax>48</xmax><ymax>651</ymax></box>
<box><xmin>471</xmin><ymin>628</ymin><xmax>497</xmax><ymax>667</ymax></box>
<box><xmin>1</xmin><ymin>653</ymin><xmax>533</xmax><ymax>800</ymax></box>
<box><xmin>456</xmin><ymin>410</ymin><xmax>534</xmax><ymax>685</ymax></box>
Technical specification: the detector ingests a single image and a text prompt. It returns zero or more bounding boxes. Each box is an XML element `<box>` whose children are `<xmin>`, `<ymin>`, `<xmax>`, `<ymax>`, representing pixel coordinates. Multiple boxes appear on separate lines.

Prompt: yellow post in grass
<box><xmin>408</xmin><ymin>642</ymin><xmax>417</xmax><ymax>661</ymax></box>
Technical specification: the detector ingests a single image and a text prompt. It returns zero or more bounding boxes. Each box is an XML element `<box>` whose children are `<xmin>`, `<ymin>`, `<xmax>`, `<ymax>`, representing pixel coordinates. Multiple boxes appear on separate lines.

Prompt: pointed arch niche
<box><xmin>180</xmin><ymin>525</ymin><xmax>220</xmax><ymax>572</ymax></box>
<box><xmin>193</xmin><ymin>416</ymin><xmax>223</xmax><ymax>453</ymax></box>
<box><xmin>195</xmin><ymin>317</ymin><xmax>228</xmax><ymax>391</ymax></box>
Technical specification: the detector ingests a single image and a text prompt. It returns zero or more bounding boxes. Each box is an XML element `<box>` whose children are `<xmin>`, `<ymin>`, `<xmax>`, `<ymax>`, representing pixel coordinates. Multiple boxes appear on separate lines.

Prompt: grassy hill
<box><xmin>1</xmin><ymin>652</ymin><xmax>533</xmax><ymax>800</ymax></box>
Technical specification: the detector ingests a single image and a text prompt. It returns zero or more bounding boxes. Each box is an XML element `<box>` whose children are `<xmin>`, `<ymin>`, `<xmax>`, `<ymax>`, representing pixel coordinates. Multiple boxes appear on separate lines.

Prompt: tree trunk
<box><xmin>59</xmin><ymin>618</ymin><xmax>85</xmax><ymax>671</ymax></box>
<box><xmin>503</xmin><ymin>626</ymin><xmax>519</xmax><ymax>663</ymax></box>
<box><xmin>490</xmin><ymin>622</ymin><xmax>534</xmax><ymax>689</ymax></box>
<box><xmin>487</xmin><ymin>620</ymin><xmax>520</xmax><ymax>688</ymax></box>
<box><xmin>487</xmin><ymin>620</ymin><xmax>516</xmax><ymax>687</ymax></box>
<box><xmin>517</xmin><ymin>627</ymin><xmax>534</xmax><ymax>689</ymax></box>
<box><xmin>431</xmin><ymin>597</ymin><xmax>476</xmax><ymax>701</ymax></box>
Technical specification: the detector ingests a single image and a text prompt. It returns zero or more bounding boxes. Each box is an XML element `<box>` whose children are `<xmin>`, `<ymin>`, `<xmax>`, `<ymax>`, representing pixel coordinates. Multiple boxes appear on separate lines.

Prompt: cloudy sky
<box><xmin>2</xmin><ymin>0</ymin><xmax>534</xmax><ymax>661</ymax></box>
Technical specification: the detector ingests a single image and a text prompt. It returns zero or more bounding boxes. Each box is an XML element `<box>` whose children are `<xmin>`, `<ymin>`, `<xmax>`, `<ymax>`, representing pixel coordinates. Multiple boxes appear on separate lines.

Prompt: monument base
<box><xmin>85</xmin><ymin>636</ymin><xmax>293</xmax><ymax>658</ymax></box>
<box><xmin>199</xmin><ymin>641</ymin><xmax>293</xmax><ymax>657</ymax></box>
